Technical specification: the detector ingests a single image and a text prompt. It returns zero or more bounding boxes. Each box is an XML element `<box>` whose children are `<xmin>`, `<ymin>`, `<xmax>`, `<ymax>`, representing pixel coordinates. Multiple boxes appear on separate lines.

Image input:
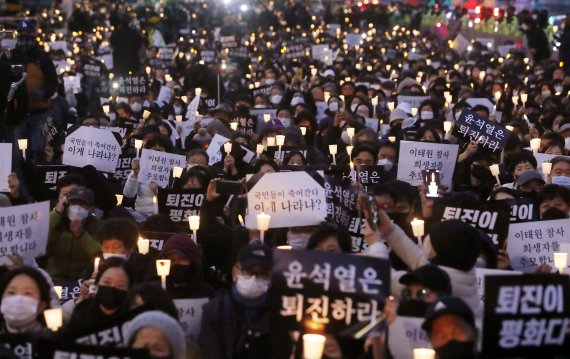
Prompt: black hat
<box><xmin>422</xmin><ymin>296</ymin><xmax>475</xmax><ymax>333</ymax></box>
<box><xmin>399</xmin><ymin>264</ymin><xmax>452</xmax><ymax>294</ymax></box>
<box><xmin>238</xmin><ymin>243</ymin><xmax>273</xmax><ymax>271</ymax></box>
<box><xmin>428</xmin><ymin>220</ymin><xmax>481</xmax><ymax>271</ymax></box>
<box><xmin>66</xmin><ymin>186</ymin><xmax>94</xmax><ymax>206</ymax></box>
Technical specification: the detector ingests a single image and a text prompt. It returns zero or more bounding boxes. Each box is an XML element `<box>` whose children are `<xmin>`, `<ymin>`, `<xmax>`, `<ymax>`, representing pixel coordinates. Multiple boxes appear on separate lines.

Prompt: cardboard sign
<box><xmin>270</xmin><ymin>249</ymin><xmax>390</xmax><ymax>336</ymax></box>
<box><xmin>63</xmin><ymin>125</ymin><xmax>121</xmax><ymax>173</ymax></box>
<box><xmin>432</xmin><ymin>200</ymin><xmax>510</xmax><ymax>247</ymax></box>
<box><xmin>0</xmin><ymin>201</ymin><xmax>50</xmax><ymax>265</ymax></box>
<box><xmin>0</xmin><ymin>334</ymin><xmax>33</xmax><ymax>359</ymax></box>
<box><xmin>41</xmin><ymin>116</ymin><xmax>60</xmax><ymax>144</ymax></box>
<box><xmin>452</xmin><ymin>109</ymin><xmax>510</xmax><ymax>152</ymax></box>
<box><xmin>501</xmin><ymin>198</ymin><xmax>539</xmax><ymax>223</ymax></box>
<box><xmin>0</xmin><ymin>143</ymin><xmax>12</xmax><ymax>192</ymax></box>
<box><xmin>246</xmin><ymin>171</ymin><xmax>327</xmax><ymax>229</ymax></box>
<box><xmin>157</xmin><ymin>189</ymin><xmax>205</xmax><ymax>224</ymax></box>
<box><xmin>397</xmin><ymin>141</ymin><xmax>459</xmax><ymax>188</ymax></box>
<box><xmin>82</xmin><ymin>58</ymin><xmax>104</xmax><ymax>85</ymax></box>
<box><xmin>482</xmin><ymin>275</ymin><xmax>570</xmax><ymax>357</ymax></box>
<box><xmin>388</xmin><ymin>316</ymin><xmax>431</xmax><ymax>359</ymax></box>
<box><xmin>507</xmin><ymin>219</ymin><xmax>570</xmax><ymax>273</ymax></box>
<box><xmin>52</xmin><ymin>278</ymin><xmax>82</xmax><ymax>304</ymax></box>
<box><xmin>138</xmin><ymin>149</ymin><xmax>186</xmax><ymax>188</ymax></box>
<box><xmin>474</xmin><ymin>268</ymin><xmax>521</xmax><ymax>301</ymax></box>
<box><xmin>174</xmin><ymin>298</ymin><xmax>209</xmax><ymax>340</ymax></box>
<box><xmin>396</xmin><ymin>95</ymin><xmax>431</xmax><ymax>109</ymax></box>
<box><xmin>113</xmin><ymin>74</ymin><xmax>148</xmax><ymax>97</ymax></box>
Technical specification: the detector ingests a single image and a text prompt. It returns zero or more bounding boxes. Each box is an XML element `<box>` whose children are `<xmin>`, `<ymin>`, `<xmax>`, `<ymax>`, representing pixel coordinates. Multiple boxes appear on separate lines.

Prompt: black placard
<box><xmin>113</xmin><ymin>74</ymin><xmax>148</xmax><ymax>97</ymax></box>
<box><xmin>452</xmin><ymin>109</ymin><xmax>511</xmax><ymax>152</ymax></box>
<box><xmin>157</xmin><ymin>189</ymin><xmax>205</xmax><ymax>225</ymax></box>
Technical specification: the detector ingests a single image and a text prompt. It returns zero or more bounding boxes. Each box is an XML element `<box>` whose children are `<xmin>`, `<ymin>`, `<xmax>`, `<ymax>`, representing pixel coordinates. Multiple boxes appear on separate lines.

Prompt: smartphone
<box><xmin>217</xmin><ymin>180</ymin><xmax>243</xmax><ymax>196</ymax></box>
<box><xmin>422</xmin><ymin>169</ymin><xmax>441</xmax><ymax>198</ymax></box>
<box><xmin>359</xmin><ymin>193</ymin><xmax>379</xmax><ymax>230</ymax></box>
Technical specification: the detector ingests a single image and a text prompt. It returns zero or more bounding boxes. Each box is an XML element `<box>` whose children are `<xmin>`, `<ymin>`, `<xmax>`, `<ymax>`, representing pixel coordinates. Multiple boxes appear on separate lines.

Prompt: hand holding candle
<box><xmin>134</xmin><ymin>139</ymin><xmax>143</xmax><ymax>158</ymax></box>
<box><xmin>489</xmin><ymin>164</ymin><xmax>501</xmax><ymax>184</ymax></box>
<box><xmin>554</xmin><ymin>252</ymin><xmax>567</xmax><ymax>274</ymax></box>
<box><xmin>18</xmin><ymin>139</ymin><xmax>27</xmax><ymax>160</ymax></box>
<box><xmin>329</xmin><ymin>144</ymin><xmax>337</xmax><ymax>165</ymax></box>
<box><xmin>257</xmin><ymin>213</ymin><xmax>271</xmax><ymax>243</ymax></box>
<box><xmin>137</xmin><ymin>237</ymin><xmax>150</xmax><ymax>254</ymax></box>
<box><xmin>189</xmin><ymin>215</ymin><xmax>200</xmax><ymax>243</ymax></box>
<box><xmin>411</xmin><ymin>218</ymin><xmax>425</xmax><ymax>246</ymax></box>
<box><xmin>44</xmin><ymin>308</ymin><xmax>63</xmax><ymax>332</ymax></box>
<box><xmin>156</xmin><ymin>259</ymin><xmax>171</xmax><ymax>289</ymax></box>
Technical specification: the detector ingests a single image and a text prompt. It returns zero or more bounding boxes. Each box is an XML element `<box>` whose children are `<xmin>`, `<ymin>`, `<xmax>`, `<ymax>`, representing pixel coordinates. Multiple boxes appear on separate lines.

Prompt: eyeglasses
<box><xmin>401</xmin><ymin>288</ymin><xmax>433</xmax><ymax>301</ymax></box>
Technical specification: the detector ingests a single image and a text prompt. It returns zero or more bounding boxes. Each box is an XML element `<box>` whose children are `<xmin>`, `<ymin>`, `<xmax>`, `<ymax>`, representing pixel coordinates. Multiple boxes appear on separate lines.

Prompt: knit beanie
<box><xmin>428</xmin><ymin>219</ymin><xmax>481</xmax><ymax>272</ymax></box>
<box><xmin>125</xmin><ymin>310</ymin><xmax>186</xmax><ymax>359</ymax></box>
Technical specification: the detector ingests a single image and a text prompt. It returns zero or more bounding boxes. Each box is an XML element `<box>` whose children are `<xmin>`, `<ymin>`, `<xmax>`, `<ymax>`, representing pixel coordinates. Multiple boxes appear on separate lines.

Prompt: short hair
<box><xmin>537</xmin><ymin>184</ymin><xmax>570</xmax><ymax>206</ymax></box>
<box><xmin>252</xmin><ymin>158</ymin><xmax>278</xmax><ymax>173</ymax></box>
<box><xmin>144</xmin><ymin>134</ymin><xmax>174</xmax><ymax>153</ymax></box>
<box><xmin>507</xmin><ymin>151</ymin><xmax>537</xmax><ymax>173</ymax></box>
<box><xmin>306</xmin><ymin>222</ymin><xmax>352</xmax><ymax>253</ymax></box>
<box><xmin>551</xmin><ymin>155</ymin><xmax>570</xmax><ymax>168</ymax></box>
<box><xmin>0</xmin><ymin>267</ymin><xmax>51</xmax><ymax>308</ymax></box>
<box><xmin>283</xmin><ymin>150</ymin><xmax>308</xmax><ymax>166</ymax></box>
<box><xmin>95</xmin><ymin>257</ymin><xmax>135</xmax><ymax>288</ymax></box>
<box><xmin>98</xmin><ymin>218</ymin><xmax>139</xmax><ymax>250</ymax></box>
<box><xmin>56</xmin><ymin>173</ymin><xmax>85</xmax><ymax>194</ymax></box>
<box><xmin>124</xmin><ymin>282</ymin><xmax>178</xmax><ymax>320</ymax></box>
<box><xmin>186</xmin><ymin>148</ymin><xmax>209</xmax><ymax>162</ymax></box>
<box><xmin>351</xmin><ymin>143</ymin><xmax>379</xmax><ymax>163</ymax></box>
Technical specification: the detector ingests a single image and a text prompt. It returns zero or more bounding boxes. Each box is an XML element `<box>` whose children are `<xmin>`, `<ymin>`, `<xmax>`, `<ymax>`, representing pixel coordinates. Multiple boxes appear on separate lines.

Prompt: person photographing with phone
<box><xmin>45</xmin><ymin>186</ymin><xmax>101</xmax><ymax>280</ymax></box>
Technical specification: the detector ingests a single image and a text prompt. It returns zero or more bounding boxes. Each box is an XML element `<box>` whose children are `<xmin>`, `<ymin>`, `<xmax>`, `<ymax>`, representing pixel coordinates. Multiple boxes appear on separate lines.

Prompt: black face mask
<box><xmin>397</xmin><ymin>299</ymin><xmax>430</xmax><ymax>317</ymax></box>
<box><xmin>96</xmin><ymin>285</ymin><xmax>127</xmax><ymax>310</ymax></box>
<box><xmin>435</xmin><ymin>340</ymin><xmax>475</xmax><ymax>359</ymax></box>
<box><xmin>471</xmin><ymin>164</ymin><xmax>491</xmax><ymax>181</ymax></box>
<box><xmin>168</xmin><ymin>264</ymin><xmax>195</xmax><ymax>285</ymax></box>
<box><xmin>236</xmin><ymin>105</ymin><xmax>250</xmax><ymax>116</ymax></box>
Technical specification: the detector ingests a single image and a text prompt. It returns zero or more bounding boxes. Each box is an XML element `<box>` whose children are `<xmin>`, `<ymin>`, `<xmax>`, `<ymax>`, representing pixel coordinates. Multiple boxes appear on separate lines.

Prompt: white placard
<box><xmin>138</xmin><ymin>149</ymin><xmax>186</xmax><ymax>188</ymax></box>
<box><xmin>388</xmin><ymin>316</ymin><xmax>431</xmax><ymax>359</ymax></box>
<box><xmin>453</xmin><ymin>34</ymin><xmax>470</xmax><ymax>54</ymax></box>
<box><xmin>174</xmin><ymin>298</ymin><xmax>209</xmax><ymax>340</ymax></box>
<box><xmin>475</xmin><ymin>268</ymin><xmax>521</xmax><ymax>301</ymax></box>
<box><xmin>0</xmin><ymin>201</ymin><xmax>50</xmax><ymax>265</ymax></box>
<box><xmin>476</xmin><ymin>37</ymin><xmax>495</xmax><ymax>50</ymax></box>
<box><xmin>62</xmin><ymin>126</ymin><xmax>121</xmax><ymax>173</ymax></box>
<box><xmin>0</xmin><ymin>143</ymin><xmax>13</xmax><ymax>192</ymax></box>
<box><xmin>498</xmin><ymin>45</ymin><xmax>516</xmax><ymax>57</ymax></box>
<box><xmin>63</xmin><ymin>75</ymin><xmax>82</xmax><ymax>94</ymax></box>
<box><xmin>364</xmin><ymin>117</ymin><xmax>379</xmax><ymax>131</ymax></box>
<box><xmin>346</xmin><ymin>34</ymin><xmax>363</xmax><ymax>47</ymax></box>
<box><xmin>246</xmin><ymin>171</ymin><xmax>327</xmax><ymax>229</ymax></box>
<box><xmin>397</xmin><ymin>95</ymin><xmax>431</xmax><ymax>109</ymax></box>
<box><xmin>397</xmin><ymin>141</ymin><xmax>459</xmax><ymax>188</ymax></box>
<box><xmin>157</xmin><ymin>86</ymin><xmax>172</xmax><ymax>106</ymax></box>
<box><xmin>507</xmin><ymin>219</ymin><xmax>570</xmax><ymax>273</ymax></box>
<box><xmin>207</xmin><ymin>134</ymin><xmax>230</xmax><ymax>165</ymax></box>
<box><xmin>534</xmin><ymin>153</ymin><xmax>569</xmax><ymax>175</ymax></box>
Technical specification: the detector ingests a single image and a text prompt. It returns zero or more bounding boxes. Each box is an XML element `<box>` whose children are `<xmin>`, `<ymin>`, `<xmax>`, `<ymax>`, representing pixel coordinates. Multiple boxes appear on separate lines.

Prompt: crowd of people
<box><xmin>0</xmin><ymin>0</ymin><xmax>569</xmax><ymax>358</ymax></box>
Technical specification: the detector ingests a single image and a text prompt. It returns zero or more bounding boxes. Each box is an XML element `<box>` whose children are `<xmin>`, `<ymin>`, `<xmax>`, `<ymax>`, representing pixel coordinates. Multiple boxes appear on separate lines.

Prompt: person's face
<box><xmin>474</xmin><ymin>110</ymin><xmax>488</xmax><ymax>119</ymax></box>
<box><xmin>494</xmin><ymin>192</ymin><xmax>515</xmax><ymax>200</ymax></box>
<box><xmin>183</xmin><ymin>176</ymin><xmax>202</xmax><ymax>189</ymax></box>
<box><xmin>353</xmin><ymin>151</ymin><xmax>375</xmax><ymax>166</ymax></box>
<box><xmin>421</xmin><ymin>130</ymin><xmax>436</xmax><ymax>142</ymax></box>
<box><xmin>403</xmin><ymin>283</ymin><xmax>439</xmax><ymax>303</ymax></box>
<box><xmin>514</xmin><ymin>161</ymin><xmax>534</xmax><ymax>178</ymax></box>
<box><xmin>378</xmin><ymin>147</ymin><xmax>397</xmax><ymax>163</ymax></box>
<box><xmin>158</xmin><ymin>126</ymin><xmax>169</xmax><ymax>136</ymax></box>
<box><xmin>235</xmin><ymin>264</ymin><xmax>270</xmax><ymax>282</ymax></box>
<box><xmin>519</xmin><ymin>179</ymin><xmax>544</xmax><ymax>193</ymax></box>
<box><xmin>152</xmin><ymin>145</ymin><xmax>166</xmax><ymax>152</ymax></box>
<box><xmin>429</xmin><ymin>314</ymin><xmax>476</xmax><ymax>349</ymax></box>
<box><xmin>314</xmin><ymin>236</ymin><xmax>342</xmax><ymax>252</ymax></box>
<box><xmin>395</xmin><ymin>199</ymin><xmax>412</xmax><ymax>215</ymax></box>
<box><xmin>375</xmin><ymin>193</ymin><xmax>395</xmax><ymax>213</ymax></box>
<box><xmin>187</xmin><ymin>154</ymin><xmax>208</xmax><ymax>167</ymax></box>
<box><xmin>59</xmin><ymin>184</ymin><xmax>78</xmax><ymax>200</ymax></box>
<box><xmin>258</xmin><ymin>164</ymin><xmax>276</xmax><ymax>174</ymax></box>
<box><xmin>2</xmin><ymin>274</ymin><xmax>42</xmax><ymax>303</ymax></box>
<box><xmin>545</xmin><ymin>145</ymin><xmax>563</xmax><ymax>156</ymax></box>
<box><xmin>165</xmin><ymin>250</ymin><xmax>191</xmax><ymax>266</ymax></box>
<box><xmin>288</xmin><ymin>154</ymin><xmax>304</xmax><ymax>166</ymax></box>
<box><xmin>131</xmin><ymin>327</ymin><xmax>172</xmax><ymax>358</ymax></box>
<box><xmin>97</xmin><ymin>267</ymin><xmax>129</xmax><ymax>291</ymax></box>
<box><xmin>356</xmin><ymin>105</ymin><xmax>370</xmax><ymax>118</ymax></box>
<box><xmin>539</xmin><ymin>196</ymin><xmax>570</xmax><ymax>216</ymax></box>
<box><xmin>102</xmin><ymin>238</ymin><xmax>129</xmax><ymax>254</ymax></box>
<box><xmin>552</xmin><ymin>161</ymin><xmax>570</xmax><ymax>177</ymax></box>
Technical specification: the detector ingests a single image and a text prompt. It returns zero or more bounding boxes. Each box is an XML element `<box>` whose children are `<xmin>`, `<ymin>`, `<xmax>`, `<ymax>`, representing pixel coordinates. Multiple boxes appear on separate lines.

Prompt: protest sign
<box><xmin>113</xmin><ymin>74</ymin><xmax>148</xmax><ymax>96</ymax></box>
<box><xmin>396</xmin><ymin>95</ymin><xmax>430</xmax><ymax>109</ymax></box>
<box><xmin>474</xmin><ymin>268</ymin><xmax>521</xmax><ymax>301</ymax></box>
<box><xmin>265</xmin><ymin>146</ymin><xmax>315</xmax><ymax>164</ymax></box>
<box><xmin>38</xmin><ymin>338</ymin><xmax>149</xmax><ymax>359</ymax></box>
<box><xmin>82</xmin><ymin>58</ymin><xmax>105</xmax><ymax>86</ymax></box>
<box><xmin>453</xmin><ymin>34</ymin><xmax>470</xmax><ymax>53</ymax></box>
<box><xmin>237</xmin><ymin>115</ymin><xmax>257</xmax><ymax>135</ymax></box>
<box><xmin>156</xmin><ymin>86</ymin><xmax>172</xmax><ymax>106</ymax></box>
<box><xmin>157</xmin><ymin>46</ymin><xmax>177</xmax><ymax>61</ymax></box>
<box><xmin>219</xmin><ymin>35</ymin><xmax>238</xmax><ymax>49</ymax></box>
<box><xmin>452</xmin><ymin>109</ymin><xmax>510</xmax><ymax>152</ymax></box>
<box><xmin>388</xmin><ymin>316</ymin><xmax>431</xmax><ymax>359</ymax></box>
<box><xmin>270</xmin><ymin>249</ymin><xmax>390</xmax><ymax>336</ymax></box>
<box><xmin>246</xmin><ymin>171</ymin><xmax>327</xmax><ymax>229</ymax></box>
<box><xmin>498</xmin><ymin>44</ymin><xmax>516</xmax><ymax>57</ymax></box>
<box><xmin>110</xmin><ymin>153</ymin><xmax>136</xmax><ymax>183</ymax></box>
<box><xmin>206</xmin><ymin>134</ymin><xmax>255</xmax><ymax>165</ymax></box>
<box><xmin>506</xmin><ymin>219</ymin><xmax>570</xmax><ymax>273</ymax></box>
<box><xmin>284</xmin><ymin>44</ymin><xmax>306</xmax><ymax>59</ymax></box>
<box><xmin>200</xmin><ymin>49</ymin><xmax>215</xmax><ymax>63</ymax></box>
<box><xmin>466</xmin><ymin>98</ymin><xmax>496</xmax><ymax>115</ymax></box>
<box><xmin>174</xmin><ymin>298</ymin><xmax>209</xmax><ymax>340</ymax></box>
<box><xmin>228</xmin><ymin>47</ymin><xmax>249</xmax><ymax>59</ymax></box>
<box><xmin>344</xmin><ymin>165</ymin><xmax>393</xmax><ymax>192</ymax></box>
<box><xmin>63</xmin><ymin>75</ymin><xmax>81</xmax><ymax>94</ymax></box>
<box><xmin>140</xmin><ymin>231</ymin><xmax>177</xmax><ymax>252</ymax></box>
<box><xmin>157</xmin><ymin>189</ymin><xmax>205</xmax><ymax>224</ymax></box>
<box><xmin>482</xmin><ymin>275</ymin><xmax>570</xmax><ymax>358</ymax></box>
<box><xmin>432</xmin><ymin>199</ymin><xmax>510</xmax><ymax>247</ymax></box>
<box><xmin>0</xmin><ymin>143</ymin><xmax>12</xmax><ymax>192</ymax></box>
<box><xmin>63</xmin><ymin>125</ymin><xmax>121</xmax><ymax>173</ymax></box>
<box><xmin>0</xmin><ymin>201</ymin><xmax>50</xmax><ymax>265</ymax></box>
<box><xmin>0</xmin><ymin>334</ymin><xmax>33</xmax><ymax>359</ymax></box>
<box><xmin>52</xmin><ymin>278</ymin><xmax>82</xmax><ymax>304</ymax></box>
<box><xmin>138</xmin><ymin>149</ymin><xmax>186</xmax><ymax>188</ymax></box>
<box><xmin>397</xmin><ymin>141</ymin><xmax>459</xmax><ymax>188</ymax></box>
<box><xmin>501</xmin><ymin>198</ymin><xmax>539</xmax><ymax>223</ymax></box>
<box><xmin>30</xmin><ymin>165</ymin><xmax>70</xmax><ymax>200</ymax></box>
<box><xmin>41</xmin><ymin>116</ymin><xmax>59</xmax><ymax>144</ymax></box>
<box><xmin>345</xmin><ymin>34</ymin><xmax>363</xmax><ymax>47</ymax></box>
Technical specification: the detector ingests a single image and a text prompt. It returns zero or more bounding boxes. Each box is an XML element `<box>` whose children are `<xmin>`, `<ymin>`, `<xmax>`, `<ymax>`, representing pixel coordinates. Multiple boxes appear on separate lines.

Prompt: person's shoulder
<box><xmin>203</xmin><ymin>289</ymin><xmax>231</xmax><ymax>312</ymax></box>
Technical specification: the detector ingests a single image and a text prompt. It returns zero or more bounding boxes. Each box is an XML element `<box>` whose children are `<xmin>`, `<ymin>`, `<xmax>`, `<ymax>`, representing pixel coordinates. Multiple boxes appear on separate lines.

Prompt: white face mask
<box><xmin>341</xmin><ymin>130</ymin><xmax>351</xmax><ymax>145</ymax></box>
<box><xmin>291</xmin><ymin>96</ymin><xmax>305</xmax><ymax>106</ymax></box>
<box><xmin>555</xmin><ymin>86</ymin><xmax>563</xmax><ymax>93</ymax></box>
<box><xmin>421</xmin><ymin>111</ymin><xmax>434</xmax><ymax>120</ymax></box>
<box><xmin>235</xmin><ymin>274</ymin><xmax>269</xmax><ymax>299</ymax></box>
<box><xmin>271</xmin><ymin>94</ymin><xmax>283</xmax><ymax>105</ymax></box>
<box><xmin>1</xmin><ymin>295</ymin><xmax>39</xmax><ymax>329</ymax></box>
<box><xmin>377</xmin><ymin>158</ymin><xmax>393</xmax><ymax>171</ymax></box>
<box><xmin>130</xmin><ymin>103</ymin><xmax>142</xmax><ymax>113</ymax></box>
<box><xmin>265</xmin><ymin>79</ymin><xmax>276</xmax><ymax>85</ymax></box>
<box><xmin>174</xmin><ymin>106</ymin><xmax>182</xmax><ymax>115</ymax></box>
<box><xmin>329</xmin><ymin>102</ymin><xmax>339</xmax><ymax>112</ymax></box>
<box><xmin>552</xmin><ymin>176</ymin><xmax>570</xmax><ymax>188</ymax></box>
<box><xmin>279</xmin><ymin>117</ymin><xmax>292</xmax><ymax>128</ymax></box>
<box><xmin>102</xmin><ymin>252</ymin><xmax>129</xmax><ymax>260</ymax></box>
<box><xmin>67</xmin><ymin>205</ymin><xmax>90</xmax><ymax>221</ymax></box>
<box><xmin>565</xmin><ymin>137</ymin><xmax>570</xmax><ymax>150</ymax></box>
<box><xmin>287</xmin><ymin>232</ymin><xmax>311</xmax><ymax>249</ymax></box>
<box><xmin>541</xmin><ymin>91</ymin><xmax>551</xmax><ymax>98</ymax></box>
<box><xmin>143</xmin><ymin>100</ymin><xmax>150</xmax><ymax>107</ymax></box>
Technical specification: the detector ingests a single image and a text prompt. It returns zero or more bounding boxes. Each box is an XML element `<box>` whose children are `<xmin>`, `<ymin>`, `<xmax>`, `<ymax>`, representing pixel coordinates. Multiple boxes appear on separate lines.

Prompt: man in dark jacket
<box><xmin>110</xmin><ymin>14</ymin><xmax>143</xmax><ymax>75</ymax></box>
<box><xmin>199</xmin><ymin>243</ymin><xmax>272</xmax><ymax>359</ymax></box>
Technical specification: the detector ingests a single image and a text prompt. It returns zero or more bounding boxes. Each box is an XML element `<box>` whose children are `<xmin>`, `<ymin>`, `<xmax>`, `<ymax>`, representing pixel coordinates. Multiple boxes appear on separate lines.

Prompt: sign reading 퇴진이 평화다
<box><xmin>431</xmin><ymin>199</ymin><xmax>510</xmax><ymax>247</ymax></box>
<box><xmin>173</xmin><ymin>298</ymin><xmax>209</xmax><ymax>340</ymax></box>
<box><xmin>245</xmin><ymin>171</ymin><xmax>327</xmax><ymax>229</ymax></box>
<box><xmin>0</xmin><ymin>201</ymin><xmax>50</xmax><ymax>266</ymax></box>
<box><xmin>0</xmin><ymin>143</ymin><xmax>12</xmax><ymax>192</ymax></box>
<box><xmin>62</xmin><ymin>125</ymin><xmax>122</xmax><ymax>173</ymax></box>
<box><xmin>138</xmin><ymin>149</ymin><xmax>186</xmax><ymax>188</ymax></box>
<box><xmin>506</xmin><ymin>219</ymin><xmax>570</xmax><ymax>273</ymax></box>
<box><xmin>482</xmin><ymin>274</ymin><xmax>570</xmax><ymax>357</ymax></box>
<box><xmin>397</xmin><ymin>141</ymin><xmax>459</xmax><ymax>188</ymax></box>
<box><xmin>452</xmin><ymin>109</ymin><xmax>511</xmax><ymax>152</ymax></box>
<box><xmin>270</xmin><ymin>249</ymin><xmax>390</xmax><ymax>336</ymax></box>
<box><xmin>157</xmin><ymin>189</ymin><xmax>205</xmax><ymax>224</ymax></box>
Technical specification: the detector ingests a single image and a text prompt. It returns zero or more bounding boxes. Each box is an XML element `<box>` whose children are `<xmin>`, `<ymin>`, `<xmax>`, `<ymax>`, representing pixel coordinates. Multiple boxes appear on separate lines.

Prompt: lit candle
<box><xmin>181</xmin><ymin>95</ymin><xmax>188</xmax><ymax>103</ymax></box>
<box><xmin>267</xmin><ymin>136</ymin><xmax>276</xmax><ymax>147</ymax></box>
<box><xmin>94</xmin><ymin>257</ymin><xmax>100</xmax><ymax>273</ymax></box>
<box><xmin>165</xmin><ymin>74</ymin><xmax>173</xmax><ymax>82</ymax></box>
<box><xmin>329</xmin><ymin>144</ymin><xmax>337</xmax><ymax>165</ymax></box>
<box><xmin>115</xmin><ymin>194</ymin><xmax>123</xmax><ymax>205</ymax></box>
<box><xmin>263</xmin><ymin>114</ymin><xmax>271</xmax><ymax>123</ymax></box>
<box><xmin>542</xmin><ymin>161</ymin><xmax>552</xmax><ymax>175</ymax></box>
<box><xmin>411</xmin><ymin>107</ymin><xmax>418</xmax><ymax>117</ymax></box>
<box><xmin>172</xmin><ymin>166</ymin><xmax>183</xmax><ymax>179</ymax></box>
<box><xmin>156</xmin><ymin>259</ymin><xmax>171</xmax><ymax>289</ymax></box>
<box><xmin>303</xmin><ymin>334</ymin><xmax>326</xmax><ymax>359</ymax></box>
<box><xmin>230</xmin><ymin>122</ymin><xmax>238</xmax><ymax>131</ymax></box>
<box><xmin>346</xmin><ymin>127</ymin><xmax>355</xmax><ymax>144</ymax></box>
<box><xmin>257</xmin><ymin>213</ymin><xmax>271</xmax><ymax>243</ymax></box>
<box><xmin>300</xmin><ymin>127</ymin><xmax>307</xmax><ymax>136</ymax></box>
<box><xmin>530</xmin><ymin>138</ymin><xmax>541</xmax><ymax>153</ymax></box>
<box><xmin>44</xmin><ymin>308</ymin><xmax>63</xmax><ymax>332</ymax></box>
<box><xmin>410</xmin><ymin>218</ymin><xmax>425</xmax><ymax>246</ymax></box>
<box><xmin>153</xmin><ymin>195</ymin><xmax>158</xmax><ymax>214</ymax></box>
<box><xmin>553</xmin><ymin>252</ymin><xmax>568</xmax><ymax>274</ymax></box>
<box><xmin>145</xmin><ymin>66</ymin><xmax>151</xmax><ymax>75</ymax></box>
<box><xmin>413</xmin><ymin>348</ymin><xmax>435</xmax><ymax>359</ymax></box>
<box><xmin>443</xmin><ymin>121</ymin><xmax>453</xmax><ymax>134</ymax></box>
<box><xmin>490</xmin><ymin>164</ymin><xmax>501</xmax><ymax>184</ymax></box>
<box><xmin>134</xmin><ymin>139</ymin><xmax>143</xmax><ymax>158</ymax></box>
<box><xmin>387</xmin><ymin>102</ymin><xmax>395</xmax><ymax>111</ymax></box>
<box><xmin>324</xmin><ymin>91</ymin><xmax>331</xmax><ymax>103</ymax></box>
<box><xmin>388</xmin><ymin>136</ymin><xmax>396</xmax><ymax>143</ymax></box>
<box><xmin>276</xmin><ymin>134</ymin><xmax>285</xmax><ymax>154</ymax></box>
<box><xmin>506</xmin><ymin>125</ymin><xmax>514</xmax><ymax>132</ymax></box>
<box><xmin>102</xmin><ymin>105</ymin><xmax>110</xmax><ymax>114</ymax></box>
<box><xmin>18</xmin><ymin>139</ymin><xmax>27</xmax><ymax>160</ymax></box>
<box><xmin>189</xmin><ymin>215</ymin><xmax>200</xmax><ymax>243</ymax></box>
<box><xmin>195</xmin><ymin>87</ymin><xmax>202</xmax><ymax>97</ymax></box>
<box><xmin>175</xmin><ymin>115</ymin><xmax>183</xmax><ymax>123</ymax></box>
<box><xmin>512</xmin><ymin>95</ymin><xmax>519</xmax><ymax>106</ymax></box>
<box><xmin>277</xmin><ymin>245</ymin><xmax>293</xmax><ymax>250</ymax></box>
<box><xmin>238</xmin><ymin>214</ymin><xmax>244</xmax><ymax>226</ymax></box>
<box><xmin>143</xmin><ymin>110</ymin><xmax>151</xmax><ymax>120</ymax></box>
<box><xmin>54</xmin><ymin>286</ymin><xmax>63</xmax><ymax>299</ymax></box>
<box><xmin>520</xmin><ymin>93</ymin><xmax>528</xmax><ymax>106</ymax></box>
<box><xmin>256</xmin><ymin>144</ymin><xmax>264</xmax><ymax>155</ymax></box>
<box><xmin>346</xmin><ymin>145</ymin><xmax>353</xmax><ymax>162</ymax></box>
<box><xmin>137</xmin><ymin>238</ymin><xmax>150</xmax><ymax>254</ymax></box>
<box><xmin>479</xmin><ymin>70</ymin><xmax>486</xmax><ymax>81</ymax></box>
<box><xmin>224</xmin><ymin>141</ymin><xmax>232</xmax><ymax>154</ymax></box>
